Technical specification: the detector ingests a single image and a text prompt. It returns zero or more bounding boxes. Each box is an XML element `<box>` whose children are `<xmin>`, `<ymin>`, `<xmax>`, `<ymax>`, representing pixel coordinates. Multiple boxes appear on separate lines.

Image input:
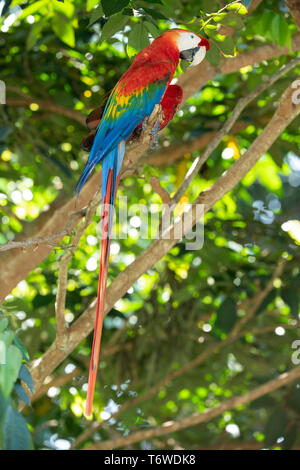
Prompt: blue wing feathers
<box><xmin>75</xmin><ymin>79</ymin><xmax>167</xmax><ymax>199</ymax></box>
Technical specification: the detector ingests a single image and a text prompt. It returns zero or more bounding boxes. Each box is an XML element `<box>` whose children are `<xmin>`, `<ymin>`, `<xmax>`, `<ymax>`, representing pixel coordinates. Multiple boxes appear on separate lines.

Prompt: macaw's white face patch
<box><xmin>177</xmin><ymin>32</ymin><xmax>201</xmax><ymax>52</ymax></box>
<box><xmin>177</xmin><ymin>32</ymin><xmax>208</xmax><ymax>66</ymax></box>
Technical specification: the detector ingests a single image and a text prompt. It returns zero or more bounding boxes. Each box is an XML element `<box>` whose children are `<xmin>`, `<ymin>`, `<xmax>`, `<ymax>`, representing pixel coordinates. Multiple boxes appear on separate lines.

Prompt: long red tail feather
<box><xmin>85</xmin><ymin>171</ymin><xmax>112</xmax><ymax>416</ymax></box>
<box><xmin>85</xmin><ymin>170</ymin><xmax>120</xmax><ymax>417</ymax></box>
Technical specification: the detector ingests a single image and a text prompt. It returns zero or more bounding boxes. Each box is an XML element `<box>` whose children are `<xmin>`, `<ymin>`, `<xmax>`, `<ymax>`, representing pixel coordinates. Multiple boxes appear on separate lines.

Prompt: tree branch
<box><xmin>286</xmin><ymin>0</ymin><xmax>300</xmax><ymax>31</ymax></box>
<box><xmin>5</xmin><ymin>86</ymin><xmax>86</xmax><ymax>125</ymax></box>
<box><xmin>29</xmin><ymin>77</ymin><xmax>300</xmax><ymax>396</ymax></box>
<box><xmin>1</xmin><ymin>35</ymin><xmax>299</xmax><ymax>302</ymax></box>
<box><xmin>71</xmin><ymin>259</ymin><xmax>287</xmax><ymax>448</ymax></box>
<box><xmin>86</xmin><ymin>365</ymin><xmax>300</xmax><ymax>449</ymax></box>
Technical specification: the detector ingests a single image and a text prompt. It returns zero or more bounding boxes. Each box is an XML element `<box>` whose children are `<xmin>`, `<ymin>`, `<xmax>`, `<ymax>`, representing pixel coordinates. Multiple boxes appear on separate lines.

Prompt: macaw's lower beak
<box><xmin>180</xmin><ymin>46</ymin><xmax>200</xmax><ymax>62</ymax></box>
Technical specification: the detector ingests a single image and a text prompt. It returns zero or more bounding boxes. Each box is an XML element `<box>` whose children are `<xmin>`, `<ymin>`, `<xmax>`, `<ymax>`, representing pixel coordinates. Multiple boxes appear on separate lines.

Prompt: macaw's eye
<box><xmin>190</xmin><ymin>35</ymin><xmax>194</xmax><ymax>39</ymax></box>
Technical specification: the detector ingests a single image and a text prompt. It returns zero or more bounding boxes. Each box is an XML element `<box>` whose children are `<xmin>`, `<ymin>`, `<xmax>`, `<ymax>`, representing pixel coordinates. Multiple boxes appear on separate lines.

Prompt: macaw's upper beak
<box><xmin>180</xmin><ymin>46</ymin><xmax>200</xmax><ymax>62</ymax></box>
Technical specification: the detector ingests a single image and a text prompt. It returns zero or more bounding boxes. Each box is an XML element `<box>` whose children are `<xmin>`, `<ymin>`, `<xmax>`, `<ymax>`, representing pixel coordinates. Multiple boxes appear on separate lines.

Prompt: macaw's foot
<box><xmin>141</xmin><ymin>116</ymin><xmax>148</xmax><ymax>130</ymax></box>
<box><xmin>150</xmin><ymin>120</ymin><xmax>160</xmax><ymax>150</ymax></box>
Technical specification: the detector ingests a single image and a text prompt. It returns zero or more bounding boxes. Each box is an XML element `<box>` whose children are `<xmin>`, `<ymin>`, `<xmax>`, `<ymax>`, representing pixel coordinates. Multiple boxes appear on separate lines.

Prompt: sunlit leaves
<box><xmin>226</xmin><ymin>2</ymin><xmax>248</xmax><ymax>15</ymax></box>
<box><xmin>52</xmin><ymin>0</ymin><xmax>75</xmax><ymax>19</ymax></box>
<box><xmin>2</xmin><ymin>0</ymin><xmax>300</xmax><ymax>451</ymax></box>
<box><xmin>51</xmin><ymin>13</ymin><xmax>75</xmax><ymax>47</ymax></box>
<box><xmin>17</xmin><ymin>0</ymin><xmax>48</xmax><ymax>20</ymax></box>
<box><xmin>86</xmin><ymin>0</ymin><xmax>99</xmax><ymax>12</ymax></box>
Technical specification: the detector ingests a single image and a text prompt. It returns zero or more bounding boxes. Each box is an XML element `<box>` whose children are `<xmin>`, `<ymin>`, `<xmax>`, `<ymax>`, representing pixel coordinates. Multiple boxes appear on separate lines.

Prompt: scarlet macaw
<box><xmin>80</xmin><ymin>84</ymin><xmax>183</xmax><ymax>151</ymax></box>
<box><xmin>75</xmin><ymin>29</ymin><xmax>210</xmax><ymax>416</ymax></box>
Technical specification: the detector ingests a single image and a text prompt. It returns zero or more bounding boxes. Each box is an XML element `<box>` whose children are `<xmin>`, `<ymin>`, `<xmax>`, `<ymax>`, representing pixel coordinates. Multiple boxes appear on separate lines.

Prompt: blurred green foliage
<box><xmin>0</xmin><ymin>0</ymin><xmax>299</xmax><ymax>451</ymax></box>
<box><xmin>0</xmin><ymin>311</ymin><xmax>33</xmax><ymax>449</ymax></box>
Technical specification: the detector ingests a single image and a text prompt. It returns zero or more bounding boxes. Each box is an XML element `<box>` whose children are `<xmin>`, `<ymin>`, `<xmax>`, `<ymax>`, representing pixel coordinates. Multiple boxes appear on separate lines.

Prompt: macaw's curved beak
<box><xmin>179</xmin><ymin>46</ymin><xmax>200</xmax><ymax>62</ymax></box>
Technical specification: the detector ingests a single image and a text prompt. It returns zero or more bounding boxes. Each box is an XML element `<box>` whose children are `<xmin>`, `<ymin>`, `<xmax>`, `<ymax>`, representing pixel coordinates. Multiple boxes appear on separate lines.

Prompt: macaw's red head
<box><xmin>164</xmin><ymin>29</ymin><xmax>210</xmax><ymax>67</ymax></box>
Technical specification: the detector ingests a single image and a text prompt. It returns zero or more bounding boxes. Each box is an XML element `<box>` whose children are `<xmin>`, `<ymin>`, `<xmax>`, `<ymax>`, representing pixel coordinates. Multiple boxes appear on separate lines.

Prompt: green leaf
<box><xmin>26</xmin><ymin>18</ymin><xmax>47</xmax><ymax>50</ymax></box>
<box><xmin>14</xmin><ymin>383</ymin><xmax>31</xmax><ymax>407</ymax></box>
<box><xmin>51</xmin><ymin>13</ymin><xmax>75</xmax><ymax>48</ymax></box>
<box><xmin>101</xmin><ymin>0</ymin><xmax>130</xmax><ymax>17</ymax></box>
<box><xmin>0</xmin><ymin>344</ymin><xmax>22</xmax><ymax>398</ymax></box>
<box><xmin>281</xmin><ymin>287</ymin><xmax>299</xmax><ymax>318</ymax></box>
<box><xmin>226</xmin><ymin>2</ymin><xmax>248</xmax><ymax>14</ymax></box>
<box><xmin>0</xmin><ymin>331</ymin><xmax>14</xmax><ymax>351</ymax></box>
<box><xmin>217</xmin><ymin>36</ymin><xmax>235</xmax><ymax>56</ymax></box>
<box><xmin>253</xmin><ymin>11</ymin><xmax>273</xmax><ymax>40</ymax></box>
<box><xmin>213</xmin><ymin>13</ymin><xmax>227</xmax><ymax>23</ymax></box>
<box><xmin>204</xmin><ymin>24</ymin><xmax>218</xmax><ymax>33</ymax></box>
<box><xmin>0</xmin><ymin>317</ymin><xmax>8</xmax><ymax>333</ymax></box>
<box><xmin>215</xmin><ymin>297</ymin><xmax>237</xmax><ymax>333</ymax></box>
<box><xmin>18</xmin><ymin>0</ymin><xmax>48</xmax><ymax>20</ymax></box>
<box><xmin>144</xmin><ymin>21</ymin><xmax>160</xmax><ymax>38</ymax></box>
<box><xmin>271</xmin><ymin>15</ymin><xmax>291</xmax><ymax>49</ymax></box>
<box><xmin>99</xmin><ymin>13</ymin><xmax>129</xmax><ymax>43</ymax></box>
<box><xmin>87</xmin><ymin>0</ymin><xmax>99</xmax><ymax>12</ymax></box>
<box><xmin>128</xmin><ymin>22</ymin><xmax>150</xmax><ymax>52</ymax></box>
<box><xmin>218</xmin><ymin>13</ymin><xmax>244</xmax><ymax>29</ymax></box>
<box><xmin>4</xmin><ymin>406</ymin><xmax>30</xmax><ymax>450</ymax></box>
<box><xmin>0</xmin><ymin>388</ymin><xmax>6</xmax><ymax>423</ymax></box>
<box><xmin>88</xmin><ymin>3</ymin><xmax>104</xmax><ymax>25</ymax></box>
<box><xmin>206</xmin><ymin>42</ymin><xmax>220</xmax><ymax>66</ymax></box>
<box><xmin>18</xmin><ymin>364</ymin><xmax>34</xmax><ymax>394</ymax></box>
<box><xmin>14</xmin><ymin>336</ymin><xmax>29</xmax><ymax>362</ymax></box>
<box><xmin>264</xmin><ymin>409</ymin><xmax>288</xmax><ymax>447</ymax></box>
<box><xmin>142</xmin><ymin>7</ymin><xmax>168</xmax><ymax>20</ymax></box>
<box><xmin>52</xmin><ymin>0</ymin><xmax>75</xmax><ymax>19</ymax></box>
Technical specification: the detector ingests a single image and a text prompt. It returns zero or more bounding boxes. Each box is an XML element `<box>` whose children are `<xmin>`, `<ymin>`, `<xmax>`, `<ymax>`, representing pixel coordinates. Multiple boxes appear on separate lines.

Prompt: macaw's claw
<box><xmin>150</xmin><ymin>120</ymin><xmax>160</xmax><ymax>150</ymax></box>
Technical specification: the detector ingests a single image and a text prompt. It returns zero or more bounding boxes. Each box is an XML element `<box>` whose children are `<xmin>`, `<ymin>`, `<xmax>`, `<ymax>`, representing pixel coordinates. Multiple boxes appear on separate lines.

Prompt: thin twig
<box><xmin>0</xmin><ymin>210</ymin><xmax>84</xmax><ymax>253</ymax></box>
<box><xmin>55</xmin><ymin>193</ymin><xmax>101</xmax><ymax>342</ymax></box>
